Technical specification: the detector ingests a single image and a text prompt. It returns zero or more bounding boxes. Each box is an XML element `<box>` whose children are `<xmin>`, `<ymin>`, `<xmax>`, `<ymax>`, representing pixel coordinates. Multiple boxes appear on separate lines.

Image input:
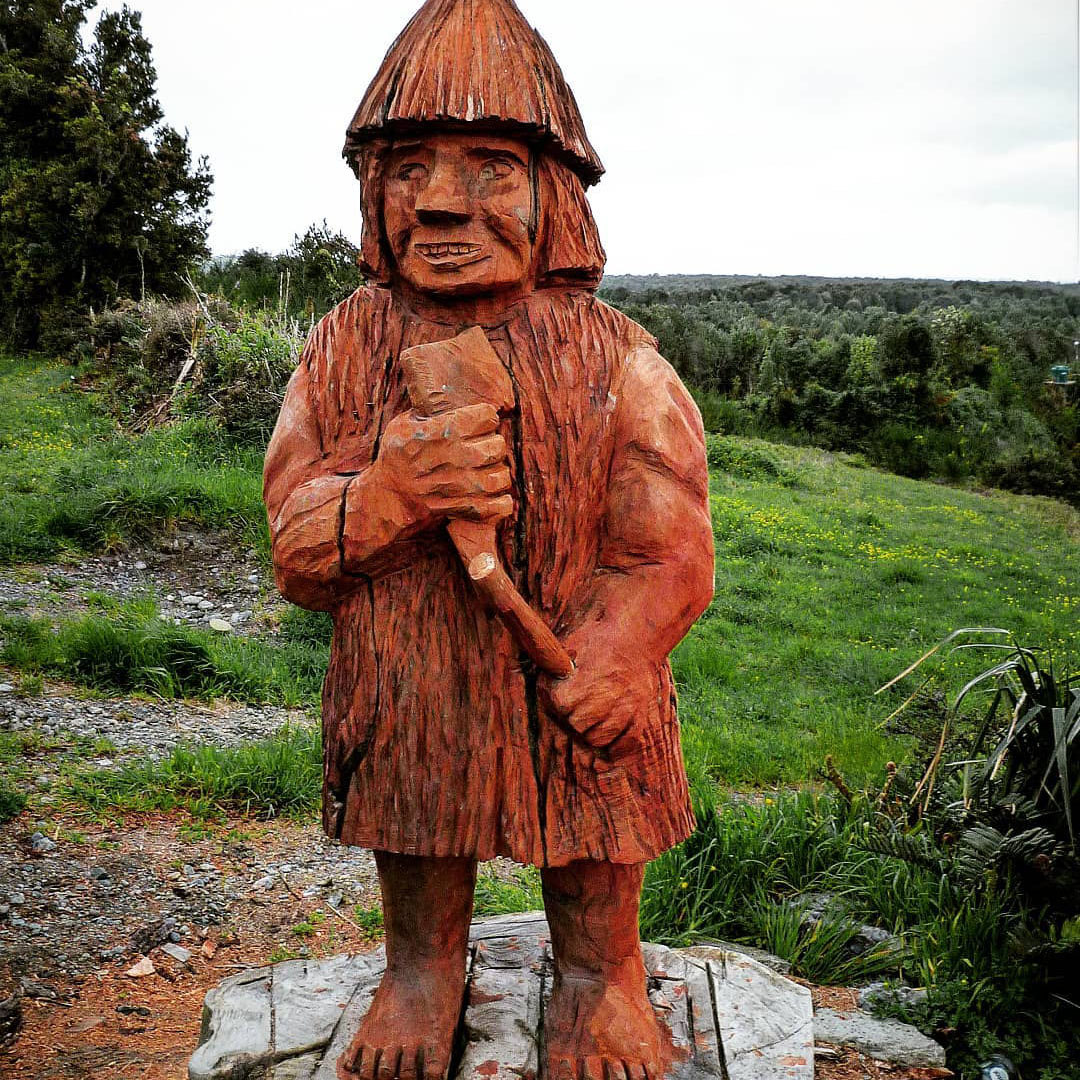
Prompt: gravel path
<box><xmin>0</xmin><ymin>527</ymin><xmax>289</xmax><ymax>634</ymax></box>
<box><xmin>0</xmin><ymin>529</ymin><xmax>380</xmax><ymax>1003</ymax></box>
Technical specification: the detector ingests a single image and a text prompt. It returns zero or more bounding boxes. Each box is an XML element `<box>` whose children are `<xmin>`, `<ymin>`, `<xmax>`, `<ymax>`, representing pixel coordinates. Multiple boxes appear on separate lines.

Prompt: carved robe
<box><xmin>264</xmin><ymin>285</ymin><xmax>712</xmax><ymax>867</ymax></box>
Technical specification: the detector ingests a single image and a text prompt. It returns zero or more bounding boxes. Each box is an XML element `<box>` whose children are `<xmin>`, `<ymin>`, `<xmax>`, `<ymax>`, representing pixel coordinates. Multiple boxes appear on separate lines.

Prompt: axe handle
<box><xmin>448</xmin><ymin>519</ymin><xmax>575</xmax><ymax>680</ymax></box>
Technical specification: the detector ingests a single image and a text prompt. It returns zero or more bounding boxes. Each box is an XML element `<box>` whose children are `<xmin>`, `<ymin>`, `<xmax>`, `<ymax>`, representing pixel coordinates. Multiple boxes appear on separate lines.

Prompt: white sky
<box><xmin>88</xmin><ymin>0</ymin><xmax>1079</xmax><ymax>283</ymax></box>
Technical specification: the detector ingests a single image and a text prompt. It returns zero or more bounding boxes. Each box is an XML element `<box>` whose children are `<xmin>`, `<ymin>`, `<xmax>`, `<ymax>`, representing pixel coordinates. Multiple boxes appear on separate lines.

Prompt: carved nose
<box><xmin>415</xmin><ymin>166</ymin><xmax>471</xmax><ymax>224</ymax></box>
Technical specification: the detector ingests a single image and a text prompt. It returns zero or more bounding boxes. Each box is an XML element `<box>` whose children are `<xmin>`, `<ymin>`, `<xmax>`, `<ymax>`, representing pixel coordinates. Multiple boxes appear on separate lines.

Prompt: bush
<box><xmin>93</xmin><ymin>297</ymin><xmax>302</xmax><ymax>448</ymax></box>
<box><xmin>0</xmin><ymin>781</ymin><xmax>27</xmax><ymax>824</ymax></box>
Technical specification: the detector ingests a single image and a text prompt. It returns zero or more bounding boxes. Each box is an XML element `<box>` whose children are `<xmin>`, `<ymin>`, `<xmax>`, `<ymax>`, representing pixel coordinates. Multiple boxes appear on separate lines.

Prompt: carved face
<box><xmin>381</xmin><ymin>133</ymin><xmax>535</xmax><ymax>297</ymax></box>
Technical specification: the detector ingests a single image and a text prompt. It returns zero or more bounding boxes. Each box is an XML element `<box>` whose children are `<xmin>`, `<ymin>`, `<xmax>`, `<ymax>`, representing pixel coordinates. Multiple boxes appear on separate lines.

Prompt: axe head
<box><xmin>400</xmin><ymin>326</ymin><xmax>515</xmax><ymax>416</ymax></box>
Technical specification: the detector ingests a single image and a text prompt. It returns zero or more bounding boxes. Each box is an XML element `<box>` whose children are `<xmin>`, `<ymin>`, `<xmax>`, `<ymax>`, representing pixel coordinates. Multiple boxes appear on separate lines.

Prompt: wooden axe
<box><xmin>400</xmin><ymin>327</ymin><xmax>574</xmax><ymax>680</ymax></box>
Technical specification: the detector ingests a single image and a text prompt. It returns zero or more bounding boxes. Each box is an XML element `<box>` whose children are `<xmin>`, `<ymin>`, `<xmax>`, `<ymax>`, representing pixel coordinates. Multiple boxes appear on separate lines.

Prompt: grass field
<box><xmin>679</xmin><ymin>436</ymin><xmax>1078</xmax><ymax>788</ymax></box>
<box><xmin>3</xmin><ymin>354</ymin><xmax>1077</xmax><ymax>791</ymax></box>
<box><xmin>3</xmin><ymin>354</ymin><xmax>1078</xmax><ymax>1077</ymax></box>
<box><xmin>0</xmin><ymin>356</ymin><xmax>266</xmax><ymax>564</ymax></box>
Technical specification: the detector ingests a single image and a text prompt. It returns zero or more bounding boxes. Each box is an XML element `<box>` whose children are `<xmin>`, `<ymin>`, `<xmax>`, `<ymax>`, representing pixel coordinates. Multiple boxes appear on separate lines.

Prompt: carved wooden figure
<box><xmin>262</xmin><ymin>2</ymin><xmax>715</xmax><ymax>1079</ymax></box>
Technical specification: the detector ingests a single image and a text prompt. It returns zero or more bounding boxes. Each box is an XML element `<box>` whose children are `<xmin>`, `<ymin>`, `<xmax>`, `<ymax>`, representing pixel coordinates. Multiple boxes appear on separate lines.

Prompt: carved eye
<box><xmin>478</xmin><ymin>159</ymin><xmax>514</xmax><ymax>182</ymax></box>
<box><xmin>397</xmin><ymin>162</ymin><xmax>428</xmax><ymax>182</ymax></box>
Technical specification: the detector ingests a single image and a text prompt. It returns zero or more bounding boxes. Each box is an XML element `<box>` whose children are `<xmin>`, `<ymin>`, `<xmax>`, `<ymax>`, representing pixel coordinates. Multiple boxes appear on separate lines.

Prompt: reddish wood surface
<box><xmin>401</xmin><ymin>328</ymin><xmax>575</xmax><ymax>678</ymax></box>
<box><xmin>262</xmin><ymin>2</ymin><xmax>715</xmax><ymax>1077</ymax></box>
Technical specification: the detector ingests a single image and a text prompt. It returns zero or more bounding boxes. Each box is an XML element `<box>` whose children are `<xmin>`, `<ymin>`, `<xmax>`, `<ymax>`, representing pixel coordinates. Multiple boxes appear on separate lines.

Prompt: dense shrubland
<box><xmin>602</xmin><ymin>275</ymin><xmax>1080</xmax><ymax>504</ymax></box>
<box><xmin>90</xmin><ymin>265</ymin><xmax>1076</xmax><ymax>508</ymax></box>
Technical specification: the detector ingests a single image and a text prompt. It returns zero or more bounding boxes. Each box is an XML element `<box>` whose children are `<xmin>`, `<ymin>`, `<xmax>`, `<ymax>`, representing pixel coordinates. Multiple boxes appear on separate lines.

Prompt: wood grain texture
<box><xmin>344</xmin><ymin>0</ymin><xmax>604</xmax><ymax>187</ymax></box>
<box><xmin>264</xmin><ymin>289</ymin><xmax>712</xmax><ymax>867</ymax></box>
<box><xmin>263</xmin><ymin>6</ymin><xmax>717</xmax><ymax>1077</ymax></box>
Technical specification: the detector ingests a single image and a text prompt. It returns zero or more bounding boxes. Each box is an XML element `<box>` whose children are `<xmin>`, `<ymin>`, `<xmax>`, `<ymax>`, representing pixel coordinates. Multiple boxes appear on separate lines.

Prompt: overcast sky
<box><xmin>88</xmin><ymin>0</ymin><xmax>1078</xmax><ymax>283</ymax></box>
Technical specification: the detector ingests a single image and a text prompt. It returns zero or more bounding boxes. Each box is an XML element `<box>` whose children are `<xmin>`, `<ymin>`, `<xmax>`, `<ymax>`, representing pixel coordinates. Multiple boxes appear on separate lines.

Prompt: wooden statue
<box><xmin>262</xmin><ymin>1</ymin><xmax>715</xmax><ymax>1078</ymax></box>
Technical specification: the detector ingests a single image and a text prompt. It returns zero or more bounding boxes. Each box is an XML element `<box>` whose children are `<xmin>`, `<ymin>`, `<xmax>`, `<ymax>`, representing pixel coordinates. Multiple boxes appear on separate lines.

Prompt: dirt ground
<box><xmin>0</xmin><ymin>808</ymin><xmax>951</xmax><ymax>1080</ymax></box>
<box><xmin>0</xmin><ymin>806</ymin><xmax>382</xmax><ymax>1080</ymax></box>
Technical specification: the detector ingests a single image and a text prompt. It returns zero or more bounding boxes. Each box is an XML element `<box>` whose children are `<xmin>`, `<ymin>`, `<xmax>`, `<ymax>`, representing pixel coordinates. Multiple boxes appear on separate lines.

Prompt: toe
<box><xmin>361</xmin><ymin>1047</ymin><xmax>382</xmax><ymax>1080</ymax></box>
<box><xmin>422</xmin><ymin>1045</ymin><xmax>447</xmax><ymax>1080</ymax></box>
<box><xmin>554</xmin><ymin>1057</ymin><xmax>575</xmax><ymax>1080</ymax></box>
<box><xmin>399</xmin><ymin>1046</ymin><xmax>421</xmax><ymax>1080</ymax></box>
<box><xmin>377</xmin><ymin>1047</ymin><xmax>402</xmax><ymax>1080</ymax></box>
<box><xmin>582</xmin><ymin>1056</ymin><xmax>605</xmax><ymax>1080</ymax></box>
<box><xmin>602</xmin><ymin>1061</ymin><xmax>625</xmax><ymax>1080</ymax></box>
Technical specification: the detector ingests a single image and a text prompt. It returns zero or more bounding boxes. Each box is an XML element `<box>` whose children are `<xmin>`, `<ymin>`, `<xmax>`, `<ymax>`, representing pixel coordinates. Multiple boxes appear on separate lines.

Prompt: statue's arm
<box><xmin>263</xmin><ymin>361</ymin><xmax>421</xmax><ymax>611</ymax></box>
<box><xmin>265</xmin><ymin>353</ymin><xmax>512</xmax><ymax>611</ymax></box>
<box><xmin>591</xmin><ymin>346</ymin><xmax>714</xmax><ymax>657</ymax></box>
<box><xmin>541</xmin><ymin>347</ymin><xmax>714</xmax><ymax>750</ymax></box>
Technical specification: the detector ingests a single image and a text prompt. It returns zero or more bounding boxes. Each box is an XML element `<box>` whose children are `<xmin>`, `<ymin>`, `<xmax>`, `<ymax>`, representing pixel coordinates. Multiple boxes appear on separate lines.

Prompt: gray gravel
<box><xmin>0</xmin><ymin>688</ymin><xmax>306</xmax><ymax>757</ymax></box>
<box><xmin>0</xmin><ymin>527</ymin><xmax>287</xmax><ymax>634</ymax></box>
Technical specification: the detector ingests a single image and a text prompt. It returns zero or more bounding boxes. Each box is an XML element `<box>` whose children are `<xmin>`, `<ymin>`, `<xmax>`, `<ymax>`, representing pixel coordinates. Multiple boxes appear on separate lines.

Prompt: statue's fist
<box><xmin>376</xmin><ymin>404</ymin><xmax>513</xmax><ymax>526</ymax></box>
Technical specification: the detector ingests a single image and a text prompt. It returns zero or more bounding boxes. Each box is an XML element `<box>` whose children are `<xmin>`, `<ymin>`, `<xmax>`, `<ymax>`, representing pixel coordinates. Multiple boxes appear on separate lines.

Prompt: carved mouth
<box><xmin>413</xmin><ymin>242</ymin><xmax>489</xmax><ymax>272</ymax></box>
<box><xmin>415</xmin><ymin>243</ymin><xmax>482</xmax><ymax>258</ymax></box>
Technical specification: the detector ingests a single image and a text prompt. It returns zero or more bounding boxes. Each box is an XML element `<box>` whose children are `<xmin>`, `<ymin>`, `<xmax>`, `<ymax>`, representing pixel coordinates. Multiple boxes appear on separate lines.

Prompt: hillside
<box><xmin>2</xmin><ymin>354</ymin><xmax>1076</xmax><ymax>787</ymax></box>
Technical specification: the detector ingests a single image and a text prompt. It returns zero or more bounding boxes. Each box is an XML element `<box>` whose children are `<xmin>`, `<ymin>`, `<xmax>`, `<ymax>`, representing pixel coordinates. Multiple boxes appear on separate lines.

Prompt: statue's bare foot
<box><xmin>544</xmin><ymin>963</ymin><xmax>668</xmax><ymax>1080</ymax></box>
<box><xmin>337</xmin><ymin>966</ymin><xmax>462</xmax><ymax>1080</ymax></box>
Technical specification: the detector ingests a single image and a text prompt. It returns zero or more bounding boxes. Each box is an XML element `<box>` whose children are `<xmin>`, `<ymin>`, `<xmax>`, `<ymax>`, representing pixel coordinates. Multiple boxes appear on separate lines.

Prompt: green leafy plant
<box><xmin>879</xmin><ymin>629</ymin><xmax>1079</xmax><ymax>864</ymax></box>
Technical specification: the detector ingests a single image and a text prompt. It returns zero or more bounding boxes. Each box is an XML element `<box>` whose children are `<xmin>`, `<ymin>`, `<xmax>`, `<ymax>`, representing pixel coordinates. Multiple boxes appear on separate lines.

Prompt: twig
<box><xmin>277</xmin><ymin>870</ymin><xmax>366</xmax><ymax>935</ymax></box>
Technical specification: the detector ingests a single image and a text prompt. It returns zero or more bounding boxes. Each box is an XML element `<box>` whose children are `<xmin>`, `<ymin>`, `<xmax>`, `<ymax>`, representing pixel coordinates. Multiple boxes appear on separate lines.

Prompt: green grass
<box><xmin>641</xmin><ymin>788</ymin><xmax>1077</xmax><ymax>1079</ymax></box>
<box><xmin>675</xmin><ymin>434</ymin><xmax>1079</xmax><ymax>788</ymax></box>
<box><xmin>60</xmin><ymin>724</ymin><xmax>322</xmax><ymax>821</ymax></box>
<box><xmin>0</xmin><ymin>355</ymin><xmax>268</xmax><ymax>564</ymax></box>
<box><xmin>473</xmin><ymin>866</ymin><xmax>543</xmax><ymax>917</ymax></box>
<box><xmin>0</xmin><ymin>596</ymin><xmax>324</xmax><ymax>706</ymax></box>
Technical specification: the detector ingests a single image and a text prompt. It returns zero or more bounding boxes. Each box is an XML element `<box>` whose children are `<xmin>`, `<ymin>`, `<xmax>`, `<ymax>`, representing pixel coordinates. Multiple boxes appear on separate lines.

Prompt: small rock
<box><xmin>253</xmin><ymin>874</ymin><xmax>276</xmax><ymax>891</ymax></box>
<box><xmin>166</xmin><ymin>594</ymin><xmax>176</xmax><ymax>602</ymax></box>
<box><xmin>30</xmin><ymin>835</ymin><xmax>56</xmax><ymax>853</ymax></box>
<box><xmin>209</xmin><ymin>618</ymin><xmax>232</xmax><ymax>633</ymax></box>
<box><xmin>8</xmin><ymin>893</ymin><xmax>25</xmax><ymax>906</ymax></box>
<box><xmin>135</xmin><ymin>561</ymin><xmax>148</xmax><ymax>571</ymax></box>
<box><xmin>201</xmin><ymin>939</ymin><xmax>218</xmax><ymax>960</ymax></box>
<box><xmin>247</xmin><ymin>572</ymin><xmax>260</xmax><ymax>583</ymax></box>
<box><xmin>198</xmin><ymin>600</ymin><xmax>215</xmax><ymax>611</ymax></box>
<box><xmin>181</xmin><ymin>595</ymin><xmax>202</xmax><ymax>606</ymax></box>
<box><xmin>117</xmin><ymin>1004</ymin><xmax>152</xmax><ymax>1017</ymax></box>
<box><xmin>0</xmin><ymin>684</ymin><xmax>14</xmax><ymax>694</ymax></box>
<box><xmin>125</xmin><ymin>956</ymin><xmax>156</xmax><ymax>978</ymax></box>
<box><xmin>813</xmin><ymin>1007</ymin><xmax>947</xmax><ymax>1068</ymax></box>
<box><xmin>859</xmin><ymin>981</ymin><xmax>929</xmax><ymax>1013</ymax></box>
<box><xmin>88</xmin><ymin>867</ymin><xmax>110</xmax><ymax>882</ymax></box>
<box><xmin>160</xmin><ymin>943</ymin><xmax>192</xmax><ymax>965</ymax></box>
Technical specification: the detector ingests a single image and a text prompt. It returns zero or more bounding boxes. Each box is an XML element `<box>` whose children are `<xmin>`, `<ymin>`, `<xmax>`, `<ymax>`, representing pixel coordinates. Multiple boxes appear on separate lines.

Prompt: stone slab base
<box><xmin>189</xmin><ymin>913</ymin><xmax>813</xmax><ymax>1080</ymax></box>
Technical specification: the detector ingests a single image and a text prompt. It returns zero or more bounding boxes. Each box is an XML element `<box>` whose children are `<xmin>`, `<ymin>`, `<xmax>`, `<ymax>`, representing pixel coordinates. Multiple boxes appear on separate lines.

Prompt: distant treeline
<box><xmin>600</xmin><ymin>275</ymin><xmax>1080</xmax><ymax>502</ymax></box>
<box><xmin>181</xmin><ymin>252</ymin><xmax>1079</xmax><ymax>503</ymax></box>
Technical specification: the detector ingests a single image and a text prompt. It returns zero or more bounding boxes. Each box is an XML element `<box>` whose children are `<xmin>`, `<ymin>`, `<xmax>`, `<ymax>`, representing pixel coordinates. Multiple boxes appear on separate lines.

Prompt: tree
<box><xmin>0</xmin><ymin>1</ymin><xmax>212</xmax><ymax>348</ymax></box>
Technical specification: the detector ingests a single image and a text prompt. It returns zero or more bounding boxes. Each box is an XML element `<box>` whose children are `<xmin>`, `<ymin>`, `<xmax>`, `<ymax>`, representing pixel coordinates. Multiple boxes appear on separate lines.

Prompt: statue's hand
<box><xmin>373</xmin><ymin>404</ymin><xmax>513</xmax><ymax>527</ymax></box>
<box><xmin>539</xmin><ymin>639</ymin><xmax>651</xmax><ymax>757</ymax></box>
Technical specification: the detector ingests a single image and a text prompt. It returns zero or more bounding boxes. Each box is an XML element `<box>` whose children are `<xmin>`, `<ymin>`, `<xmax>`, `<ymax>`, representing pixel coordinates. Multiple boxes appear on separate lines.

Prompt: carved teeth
<box><xmin>416</xmin><ymin>243</ymin><xmax>482</xmax><ymax>257</ymax></box>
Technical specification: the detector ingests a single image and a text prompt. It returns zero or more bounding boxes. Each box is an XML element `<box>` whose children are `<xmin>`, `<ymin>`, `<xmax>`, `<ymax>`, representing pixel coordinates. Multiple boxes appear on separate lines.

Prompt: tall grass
<box><xmin>62</xmin><ymin>725</ymin><xmax>322</xmax><ymax>820</ymax></box>
<box><xmin>0</xmin><ymin>598</ymin><xmax>324</xmax><ymax>706</ymax></box>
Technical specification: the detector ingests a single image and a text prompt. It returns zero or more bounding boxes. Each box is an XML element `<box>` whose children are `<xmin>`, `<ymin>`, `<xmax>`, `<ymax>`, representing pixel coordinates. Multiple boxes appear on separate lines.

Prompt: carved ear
<box><xmin>537</xmin><ymin>154</ymin><xmax>606</xmax><ymax>290</ymax></box>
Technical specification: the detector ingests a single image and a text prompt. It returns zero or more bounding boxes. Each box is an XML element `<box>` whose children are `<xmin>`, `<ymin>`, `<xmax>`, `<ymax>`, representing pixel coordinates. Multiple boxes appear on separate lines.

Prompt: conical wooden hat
<box><xmin>344</xmin><ymin>0</ymin><xmax>604</xmax><ymax>186</ymax></box>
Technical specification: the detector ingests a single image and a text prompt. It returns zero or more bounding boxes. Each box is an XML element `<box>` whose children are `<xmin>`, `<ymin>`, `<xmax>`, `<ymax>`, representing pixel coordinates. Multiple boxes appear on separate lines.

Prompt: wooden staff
<box><xmin>400</xmin><ymin>327</ymin><xmax>575</xmax><ymax>680</ymax></box>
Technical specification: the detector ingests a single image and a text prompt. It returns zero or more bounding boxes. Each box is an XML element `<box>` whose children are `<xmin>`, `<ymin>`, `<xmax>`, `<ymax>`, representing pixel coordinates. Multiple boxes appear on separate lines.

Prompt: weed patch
<box><xmin>61</xmin><ymin>725</ymin><xmax>321</xmax><ymax>820</ymax></box>
<box><xmin>0</xmin><ymin>599</ymin><xmax>326</xmax><ymax>705</ymax></box>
